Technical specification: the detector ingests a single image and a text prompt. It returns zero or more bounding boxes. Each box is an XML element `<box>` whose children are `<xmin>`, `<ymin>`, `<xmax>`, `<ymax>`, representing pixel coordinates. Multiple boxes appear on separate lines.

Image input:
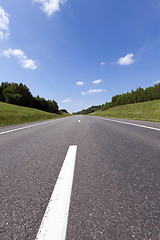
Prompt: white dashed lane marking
<box><xmin>35</xmin><ymin>145</ymin><xmax>77</xmax><ymax>240</ymax></box>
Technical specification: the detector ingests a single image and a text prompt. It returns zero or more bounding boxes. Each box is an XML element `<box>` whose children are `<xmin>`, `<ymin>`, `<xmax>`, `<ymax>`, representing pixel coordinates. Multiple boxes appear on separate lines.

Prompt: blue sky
<box><xmin>0</xmin><ymin>0</ymin><xmax>160</xmax><ymax>113</ymax></box>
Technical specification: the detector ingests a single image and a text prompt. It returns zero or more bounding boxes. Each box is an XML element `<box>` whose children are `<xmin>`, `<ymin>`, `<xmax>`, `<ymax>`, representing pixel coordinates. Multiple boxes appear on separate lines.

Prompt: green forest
<box><xmin>0</xmin><ymin>82</ymin><xmax>59</xmax><ymax>114</ymax></box>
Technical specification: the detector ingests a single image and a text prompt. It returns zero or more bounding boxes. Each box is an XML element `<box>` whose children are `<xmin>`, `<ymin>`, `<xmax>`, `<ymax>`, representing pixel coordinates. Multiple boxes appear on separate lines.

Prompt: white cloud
<box><xmin>76</xmin><ymin>81</ymin><xmax>84</xmax><ymax>86</ymax></box>
<box><xmin>63</xmin><ymin>98</ymin><xmax>71</xmax><ymax>103</ymax></box>
<box><xmin>117</xmin><ymin>53</ymin><xmax>135</xmax><ymax>66</ymax></box>
<box><xmin>154</xmin><ymin>80</ymin><xmax>160</xmax><ymax>84</ymax></box>
<box><xmin>2</xmin><ymin>48</ymin><xmax>37</xmax><ymax>70</ymax></box>
<box><xmin>34</xmin><ymin>0</ymin><xmax>67</xmax><ymax>16</ymax></box>
<box><xmin>81</xmin><ymin>89</ymin><xmax>106</xmax><ymax>95</ymax></box>
<box><xmin>100</xmin><ymin>61</ymin><xmax>106</xmax><ymax>66</ymax></box>
<box><xmin>92</xmin><ymin>79</ymin><xmax>102</xmax><ymax>84</ymax></box>
<box><xmin>0</xmin><ymin>6</ymin><xmax>10</xmax><ymax>40</ymax></box>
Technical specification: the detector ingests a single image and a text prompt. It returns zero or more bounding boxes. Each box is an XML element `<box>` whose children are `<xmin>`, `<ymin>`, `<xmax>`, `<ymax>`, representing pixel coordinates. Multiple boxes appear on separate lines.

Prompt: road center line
<box><xmin>96</xmin><ymin>117</ymin><xmax>160</xmax><ymax>132</ymax></box>
<box><xmin>35</xmin><ymin>145</ymin><xmax>77</xmax><ymax>240</ymax></box>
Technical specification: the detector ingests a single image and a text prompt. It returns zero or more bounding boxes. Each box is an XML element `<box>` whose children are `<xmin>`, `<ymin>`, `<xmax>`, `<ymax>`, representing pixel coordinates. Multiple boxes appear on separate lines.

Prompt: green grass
<box><xmin>90</xmin><ymin>99</ymin><xmax>160</xmax><ymax>122</ymax></box>
<box><xmin>0</xmin><ymin>102</ymin><xmax>71</xmax><ymax>127</ymax></box>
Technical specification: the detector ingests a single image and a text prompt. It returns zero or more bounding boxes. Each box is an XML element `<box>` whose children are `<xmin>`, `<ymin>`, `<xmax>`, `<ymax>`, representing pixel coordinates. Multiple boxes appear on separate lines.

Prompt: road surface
<box><xmin>0</xmin><ymin>116</ymin><xmax>160</xmax><ymax>240</ymax></box>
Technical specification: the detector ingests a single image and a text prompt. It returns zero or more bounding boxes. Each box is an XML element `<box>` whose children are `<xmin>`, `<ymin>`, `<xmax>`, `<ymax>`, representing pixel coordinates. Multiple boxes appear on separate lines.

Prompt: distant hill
<box><xmin>74</xmin><ymin>83</ymin><xmax>160</xmax><ymax>117</ymax></box>
<box><xmin>0</xmin><ymin>101</ymin><xmax>70</xmax><ymax>127</ymax></box>
<box><xmin>101</xmin><ymin>83</ymin><xmax>160</xmax><ymax>111</ymax></box>
<box><xmin>73</xmin><ymin>83</ymin><xmax>160</xmax><ymax>122</ymax></box>
<box><xmin>90</xmin><ymin>99</ymin><xmax>160</xmax><ymax>122</ymax></box>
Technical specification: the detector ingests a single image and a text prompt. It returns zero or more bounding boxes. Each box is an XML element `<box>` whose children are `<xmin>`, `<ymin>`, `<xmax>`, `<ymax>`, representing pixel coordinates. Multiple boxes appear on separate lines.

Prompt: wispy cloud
<box><xmin>154</xmin><ymin>80</ymin><xmax>160</xmax><ymax>84</ymax></box>
<box><xmin>76</xmin><ymin>81</ymin><xmax>84</xmax><ymax>86</ymax></box>
<box><xmin>34</xmin><ymin>0</ymin><xmax>67</xmax><ymax>16</ymax></box>
<box><xmin>81</xmin><ymin>89</ymin><xmax>106</xmax><ymax>95</ymax></box>
<box><xmin>117</xmin><ymin>53</ymin><xmax>135</xmax><ymax>66</ymax></box>
<box><xmin>100</xmin><ymin>61</ymin><xmax>106</xmax><ymax>66</ymax></box>
<box><xmin>2</xmin><ymin>48</ymin><xmax>38</xmax><ymax>70</ymax></box>
<box><xmin>63</xmin><ymin>98</ymin><xmax>71</xmax><ymax>103</ymax></box>
<box><xmin>92</xmin><ymin>79</ymin><xmax>102</xmax><ymax>84</ymax></box>
<box><xmin>0</xmin><ymin>6</ymin><xmax>10</xmax><ymax>40</ymax></box>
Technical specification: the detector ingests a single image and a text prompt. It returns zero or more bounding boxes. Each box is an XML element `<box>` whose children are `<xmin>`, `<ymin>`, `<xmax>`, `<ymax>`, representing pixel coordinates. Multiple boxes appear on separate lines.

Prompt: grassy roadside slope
<box><xmin>0</xmin><ymin>102</ymin><xmax>71</xmax><ymax>127</ymax></box>
<box><xmin>89</xmin><ymin>99</ymin><xmax>160</xmax><ymax>122</ymax></box>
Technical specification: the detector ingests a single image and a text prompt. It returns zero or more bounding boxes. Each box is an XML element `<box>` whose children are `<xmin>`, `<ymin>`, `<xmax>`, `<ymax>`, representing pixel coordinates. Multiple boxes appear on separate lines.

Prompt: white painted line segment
<box><xmin>35</xmin><ymin>145</ymin><xmax>77</xmax><ymax>240</ymax></box>
<box><xmin>97</xmin><ymin>117</ymin><xmax>160</xmax><ymax>132</ymax></box>
<box><xmin>0</xmin><ymin>119</ymin><xmax>63</xmax><ymax>136</ymax></box>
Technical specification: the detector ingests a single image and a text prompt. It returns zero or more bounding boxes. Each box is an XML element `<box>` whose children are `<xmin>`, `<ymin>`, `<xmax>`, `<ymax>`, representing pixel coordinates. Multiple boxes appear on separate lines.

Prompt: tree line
<box><xmin>0</xmin><ymin>82</ymin><xmax>59</xmax><ymax>114</ymax></box>
<box><xmin>101</xmin><ymin>83</ymin><xmax>160</xmax><ymax>110</ymax></box>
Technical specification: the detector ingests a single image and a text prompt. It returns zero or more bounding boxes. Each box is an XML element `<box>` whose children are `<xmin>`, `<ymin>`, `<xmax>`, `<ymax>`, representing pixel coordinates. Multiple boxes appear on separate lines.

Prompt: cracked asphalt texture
<box><xmin>0</xmin><ymin>116</ymin><xmax>160</xmax><ymax>240</ymax></box>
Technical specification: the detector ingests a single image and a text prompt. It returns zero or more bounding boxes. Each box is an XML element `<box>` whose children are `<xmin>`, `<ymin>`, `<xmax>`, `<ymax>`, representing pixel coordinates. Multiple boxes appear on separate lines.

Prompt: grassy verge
<box><xmin>0</xmin><ymin>102</ymin><xmax>71</xmax><ymax>127</ymax></box>
<box><xmin>90</xmin><ymin>99</ymin><xmax>160</xmax><ymax>122</ymax></box>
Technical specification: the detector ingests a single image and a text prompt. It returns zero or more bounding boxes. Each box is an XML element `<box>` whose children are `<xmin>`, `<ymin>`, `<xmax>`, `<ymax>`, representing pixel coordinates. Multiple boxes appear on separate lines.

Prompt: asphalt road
<box><xmin>0</xmin><ymin>116</ymin><xmax>160</xmax><ymax>240</ymax></box>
